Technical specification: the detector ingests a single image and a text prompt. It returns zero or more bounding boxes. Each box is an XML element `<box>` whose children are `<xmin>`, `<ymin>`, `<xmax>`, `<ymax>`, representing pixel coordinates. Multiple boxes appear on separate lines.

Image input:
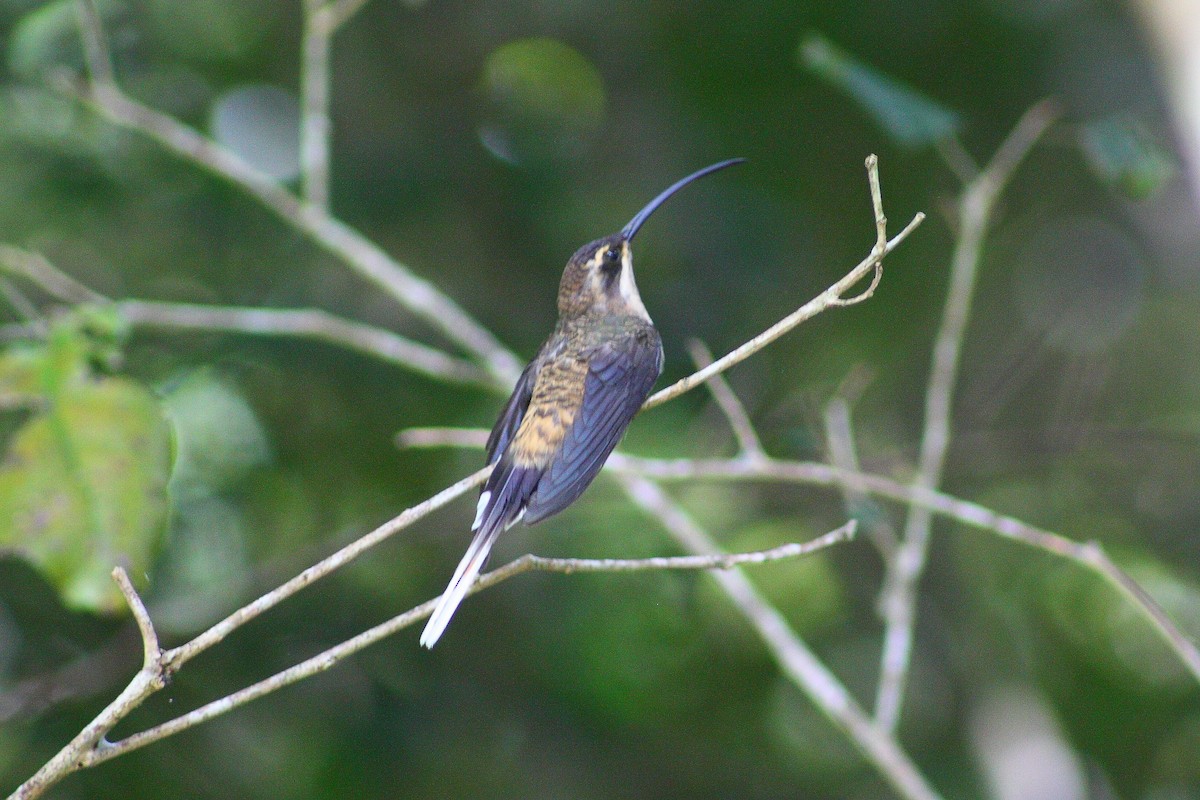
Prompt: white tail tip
<box><xmin>419</xmin><ymin>524</ymin><xmax>499</xmax><ymax>648</ymax></box>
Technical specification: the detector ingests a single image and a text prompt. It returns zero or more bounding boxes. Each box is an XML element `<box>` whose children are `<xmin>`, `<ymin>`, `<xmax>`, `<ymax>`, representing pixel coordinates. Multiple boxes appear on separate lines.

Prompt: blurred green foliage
<box><xmin>0</xmin><ymin>309</ymin><xmax>170</xmax><ymax>612</ymax></box>
<box><xmin>0</xmin><ymin>1</ymin><xmax>1198</xmax><ymax>799</ymax></box>
<box><xmin>799</xmin><ymin>33</ymin><xmax>962</xmax><ymax>148</ymax></box>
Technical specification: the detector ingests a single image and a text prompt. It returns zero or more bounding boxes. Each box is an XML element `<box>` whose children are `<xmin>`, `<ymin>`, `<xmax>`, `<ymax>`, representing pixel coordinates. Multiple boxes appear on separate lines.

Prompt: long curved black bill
<box><xmin>621</xmin><ymin>157</ymin><xmax>746</xmax><ymax>241</ymax></box>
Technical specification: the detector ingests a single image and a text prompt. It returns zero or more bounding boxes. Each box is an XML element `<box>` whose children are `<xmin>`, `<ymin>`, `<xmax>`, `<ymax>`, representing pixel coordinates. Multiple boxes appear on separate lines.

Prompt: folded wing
<box><xmin>525</xmin><ymin>330</ymin><xmax>662</xmax><ymax>524</ymax></box>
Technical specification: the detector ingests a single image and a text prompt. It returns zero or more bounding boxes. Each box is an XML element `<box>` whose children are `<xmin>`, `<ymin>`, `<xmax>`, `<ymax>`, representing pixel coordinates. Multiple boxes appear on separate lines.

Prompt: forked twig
<box><xmin>13</xmin><ymin>524</ymin><xmax>856</xmax><ymax>793</ymax></box>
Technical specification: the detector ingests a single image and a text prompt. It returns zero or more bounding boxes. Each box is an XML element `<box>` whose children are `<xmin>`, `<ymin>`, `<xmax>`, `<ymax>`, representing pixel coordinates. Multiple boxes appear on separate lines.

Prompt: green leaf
<box><xmin>1080</xmin><ymin>116</ymin><xmax>1177</xmax><ymax>199</ymax></box>
<box><xmin>0</xmin><ymin>376</ymin><xmax>173</xmax><ymax>613</ymax></box>
<box><xmin>798</xmin><ymin>33</ymin><xmax>961</xmax><ymax>148</ymax></box>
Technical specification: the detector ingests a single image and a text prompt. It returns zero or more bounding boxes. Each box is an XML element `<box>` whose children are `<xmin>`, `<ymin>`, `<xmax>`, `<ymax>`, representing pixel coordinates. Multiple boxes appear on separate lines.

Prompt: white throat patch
<box><xmin>618</xmin><ymin>249</ymin><xmax>651</xmax><ymax>321</ymax></box>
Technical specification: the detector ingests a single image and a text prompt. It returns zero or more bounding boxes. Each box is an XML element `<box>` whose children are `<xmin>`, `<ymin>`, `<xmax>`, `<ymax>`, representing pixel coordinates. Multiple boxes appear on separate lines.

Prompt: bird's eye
<box><xmin>603</xmin><ymin>247</ymin><xmax>621</xmax><ymax>264</ymax></box>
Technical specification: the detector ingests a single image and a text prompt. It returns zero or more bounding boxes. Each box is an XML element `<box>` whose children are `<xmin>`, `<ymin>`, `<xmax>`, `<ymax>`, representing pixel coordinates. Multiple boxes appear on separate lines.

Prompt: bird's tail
<box><xmin>419</xmin><ymin>519</ymin><xmax>503</xmax><ymax>648</ymax></box>
<box><xmin>419</xmin><ymin>460</ymin><xmax>539</xmax><ymax>648</ymax></box>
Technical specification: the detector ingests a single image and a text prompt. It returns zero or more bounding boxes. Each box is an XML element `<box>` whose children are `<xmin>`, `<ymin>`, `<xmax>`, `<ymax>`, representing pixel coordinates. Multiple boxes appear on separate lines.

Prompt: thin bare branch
<box><xmin>117</xmin><ymin>300</ymin><xmax>492</xmax><ymax>387</ymax></box>
<box><xmin>8</xmin><ymin>466</ymin><xmax>486</xmax><ymax>800</ymax></box>
<box><xmin>79</xmin><ymin>528</ymin><xmax>854</xmax><ymax>768</ymax></box>
<box><xmin>301</xmin><ymin>0</ymin><xmax>334</xmax><ymax>208</ymax></box>
<box><xmin>59</xmin><ymin>80</ymin><xmax>522</xmax><ymax>384</ymax></box>
<box><xmin>829</xmin><ymin>262</ymin><xmax>883</xmax><ymax>307</ymax></box>
<box><xmin>615</xmin><ymin>473</ymin><xmax>942</xmax><ymax>800</ymax></box>
<box><xmin>9</xmin><ymin>669</ymin><xmax>164</xmax><ymax>799</ymax></box>
<box><xmin>112</xmin><ymin>568</ymin><xmax>160</xmax><ymax>669</ymax></box>
<box><xmin>645</xmin><ymin>158</ymin><xmax>924</xmax><ymax>411</ymax></box>
<box><xmin>823</xmin><ymin>377</ymin><xmax>898</xmax><ymax>555</ymax></box>
<box><xmin>0</xmin><ymin>246</ymin><xmax>107</xmax><ymax>305</ymax></box>
<box><xmin>687</xmin><ymin>339</ymin><xmax>764</xmax><ymax>458</ymax></box>
<box><xmin>875</xmin><ymin>100</ymin><xmax>1059</xmax><ymax>732</ymax></box>
<box><xmin>74</xmin><ymin>0</ymin><xmax>113</xmax><ymax>88</ymax></box>
<box><xmin>0</xmin><ymin>246</ymin><xmax>495</xmax><ymax>387</ymax></box>
<box><xmin>392</xmin><ymin>428</ymin><xmax>1200</xmax><ymax>684</ymax></box>
<box><xmin>830</xmin><ymin>153</ymin><xmax>887</xmax><ymax>309</ymax></box>
<box><xmin>163</xmin><ymin>464</ymin><xmax>491</xmax><ymax>671</ymax></box>
<box><xmin>606</xmin><ymin>452</ymin><xmax>1200</xmax><ymax>684</ymax></box>
<box><xmin>397</xmin><ymin>426</ymin><xmax>490</xmax><ymax>449</ymax></box>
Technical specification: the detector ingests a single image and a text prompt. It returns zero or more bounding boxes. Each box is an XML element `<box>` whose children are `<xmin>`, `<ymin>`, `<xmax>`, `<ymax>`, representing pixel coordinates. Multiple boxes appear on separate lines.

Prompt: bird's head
<box><xmin>556</xmin><ymin>158</ymin><xmax>745</xmax><ymax>322</ymax></box>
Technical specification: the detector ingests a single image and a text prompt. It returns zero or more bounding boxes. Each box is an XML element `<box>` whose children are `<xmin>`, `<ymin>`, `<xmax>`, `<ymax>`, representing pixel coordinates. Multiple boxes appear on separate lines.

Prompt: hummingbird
<box><xmin>420</xmin><ymin>158</ymin><xmax>745</xmax><ymax>648</ymax></box>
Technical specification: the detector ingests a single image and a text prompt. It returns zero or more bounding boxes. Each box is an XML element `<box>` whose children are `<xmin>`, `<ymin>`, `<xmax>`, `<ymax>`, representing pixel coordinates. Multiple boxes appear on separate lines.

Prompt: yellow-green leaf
<box><xmin>0</xmin><ymin>377</ymin><xmax>173</xmax><ymax>612</ymax></box>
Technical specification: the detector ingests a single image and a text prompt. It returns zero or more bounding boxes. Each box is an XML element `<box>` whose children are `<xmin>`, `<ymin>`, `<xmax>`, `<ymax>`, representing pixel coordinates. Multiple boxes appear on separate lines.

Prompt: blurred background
<box><xmin>1</xmin><ymin>0</ymin><xmax>1199</xmax><ymax>798</ymax></box>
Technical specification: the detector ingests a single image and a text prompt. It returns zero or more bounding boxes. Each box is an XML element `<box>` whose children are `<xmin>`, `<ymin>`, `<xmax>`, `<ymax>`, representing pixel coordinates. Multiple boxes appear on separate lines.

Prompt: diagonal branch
<box><xmin>615</xmin><ymin>474</ymin><xmax>942</xmax><ymax>800</ymax></box>
<box><xmin>0</xmin><ymin>244</ymin><xmax>493</xmax><ymax>387</ymax></box>
<box><xmin>394</xmin><ymin>430</ymin><xmax>1200</xmax><ymax>685</ymax></box>
<box><xmin>606</xmin><ymin>452</ymin><xmax>1200</xmax><ymax>684</ymax></box>
<box><xmin>0</xmin><ymin>245</ymin><xmax>107</xmax><ymax>305</ymax></box>
<box><xmin>49</xmin><ymin>528</ymin><xmax>857</xmax><ymax>777</ymax></box>
<box><xmin>646</xmin><ymin>156</ymin><xmax>923</xmax><ymax>411</ymax></box>
<box><xmin>65</xmin><ymin>2</ymin><xmax>522</xmax><ymax>383</ymax></box>
<box><xmin>687</xmin><ymin>339</ymin><xmax>764</xmax><ymax>459</ymax></box>
<box><xmin>117</xmin><ymin>300</ymin><xmax>493</xmax><ymax>386</ymax></box>
<box><xmin>874</xmin><ymin>101</ymin><xmax>1059</xmax><ymax>732</ymax></box>
<box><xmin>162</xmin><ymin>464</ymin><xmax>491</xmax><ymax>672</ymax></box>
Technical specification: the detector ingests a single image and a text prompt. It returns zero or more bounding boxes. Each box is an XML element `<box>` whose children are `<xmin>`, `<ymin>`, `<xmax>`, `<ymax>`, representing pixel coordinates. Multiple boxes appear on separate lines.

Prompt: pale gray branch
<box><xmin>607</xmin><ymin>452</ymin><xmax>1200</xmax><ymax>684</ymax></box>
<box><xmin>0</xmin><ymin>245</ymin><xmax>107</xmax><ymax>305</ymax></box>
<box><xmin>59</xmin><ymin>57</ymin><xmax>522</xmax><ymax>383</ymax></box>
<box><xmin>874</xmin><ymin>100</ymin><xmax>1059</xmax><ymax>732</ymax></box>
<box><xmin>614</xmin><ymin>473</ymin><xmax>942</xmax><ymax>800</ymax></box>
<box><xmin>687</xmin><ymin>339</ymin><xmax>764</xmax><ymax>458</ymax></box>
<box><xmin>392</xmin><ymin>429</ymin><xmax>1200</xmax><ymax>684</ymax></box>
<box><xmin>644</xmin><ymin>156</ymin><xmax>924</xmax><ymax>411</ymax></box>
<box><xmin>112</xmin><ymin>568</ymin><xmax>160</xmax><ymax>669</ymax></box>
<box><xmin>164</xmin><ymin>464</ymin><xmax>490</xmax><ymax>671</ymax></box>
<box><xmin>300</xmin><ymin>0</ymin><xmax>334</xmax><ymax>209</ymax></box>
<box><xmin>8</xmin><ymin>572</ymin><xmax>167</xmax><ymax>800</ymax></box>
<box><xmin>7</xmin><ymin>466</ymin><xmax>489</xmax><ymax>800</ymax></box>
<box><xmin>76</xmin><ymin>529</ymin><xmax>856</xmax><ymax>769</ymax></box>
<box><xmin>117</xmin><ymin>300</ymin><xmax>492</xmax><ymax>386</ymax></box>
<box><xmin>0</xmin><ymin>247</ymin><xmax>492</xmax><ymax>387</ymax></box>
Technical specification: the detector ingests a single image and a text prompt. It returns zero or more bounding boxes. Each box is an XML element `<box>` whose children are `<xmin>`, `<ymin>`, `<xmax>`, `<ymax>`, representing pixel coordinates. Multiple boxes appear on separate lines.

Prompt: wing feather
<box><xmin>524</xmin><ymin>330</ymin><xmax>662</xmax><ymax>524</ymax></box>
<box><xmin>485</xmin><ymin>359</ymin><xmax>540</xmax><ymax>465</ymax></box>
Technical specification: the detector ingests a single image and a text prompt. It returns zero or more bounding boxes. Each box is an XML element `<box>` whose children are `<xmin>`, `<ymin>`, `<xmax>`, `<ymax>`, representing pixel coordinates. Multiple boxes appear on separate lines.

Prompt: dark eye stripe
<box><xmin>600</xmin><ymin>247</ymin><xmax>621</xmax><ymax>276</ymax></box>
